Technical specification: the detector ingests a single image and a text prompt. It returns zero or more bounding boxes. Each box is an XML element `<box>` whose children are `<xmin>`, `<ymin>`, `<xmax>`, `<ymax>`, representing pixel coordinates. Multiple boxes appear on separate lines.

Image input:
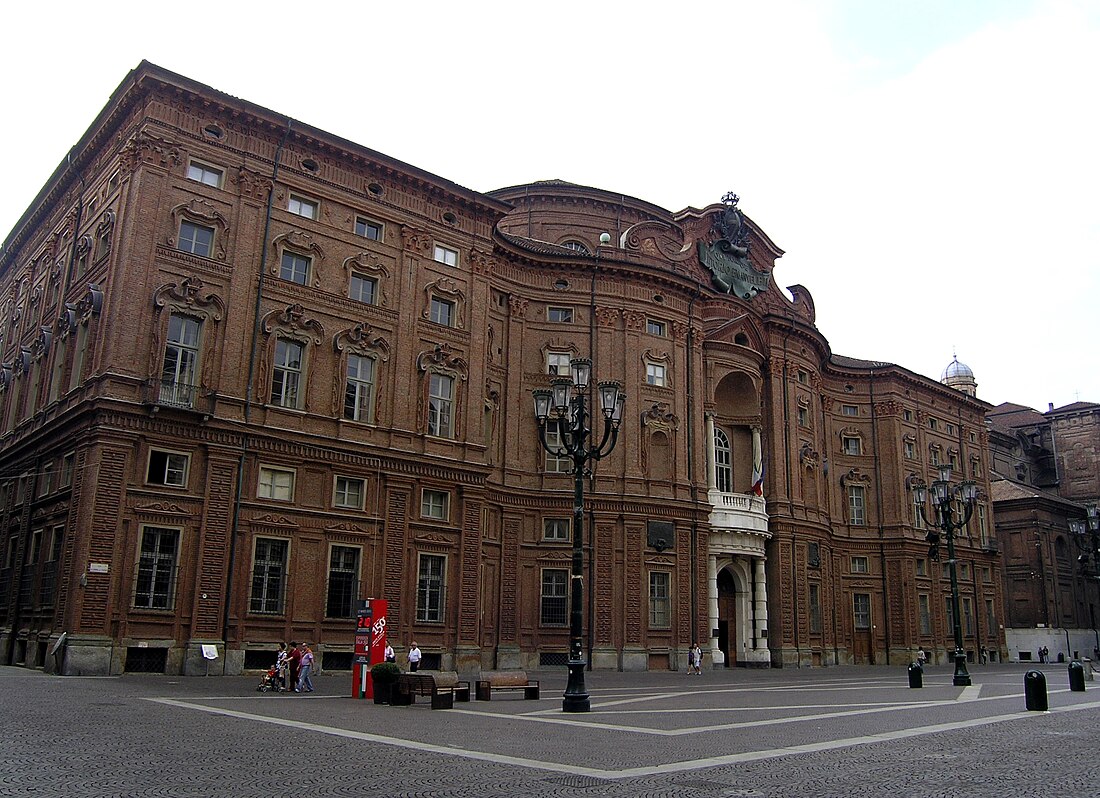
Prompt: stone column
<box><xmin>746</xmin><ymin>556</ymin><xmax>771</xmax><ymax>665</ymax></box>
<box><xmin>708</xmin><ymin>554</ymin><xmax>723</xmax><ymax>665</ymax></box>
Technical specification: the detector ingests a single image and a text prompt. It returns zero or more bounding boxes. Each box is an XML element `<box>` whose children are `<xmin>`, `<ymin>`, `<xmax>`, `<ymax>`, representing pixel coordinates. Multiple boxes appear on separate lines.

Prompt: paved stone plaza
<box><xmin>4</xmin><ymin>663</ymin><xmax>1098</xmax><ymax>797</ymax></box>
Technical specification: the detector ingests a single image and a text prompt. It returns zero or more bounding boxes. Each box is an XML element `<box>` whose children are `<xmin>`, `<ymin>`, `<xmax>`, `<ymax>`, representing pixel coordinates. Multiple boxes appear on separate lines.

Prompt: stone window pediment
<box><xmin>170</xmin><ymin>199</ymin><xmax>229</xmax><ymax>261</ymax></box>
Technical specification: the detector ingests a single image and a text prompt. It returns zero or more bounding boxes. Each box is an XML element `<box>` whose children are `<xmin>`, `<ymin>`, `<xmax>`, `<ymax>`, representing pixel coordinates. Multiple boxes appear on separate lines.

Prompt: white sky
<box><xmin>2</xmin><ymin>0</ymin><xmax>1097</xmax><ymax>412</ymax></box>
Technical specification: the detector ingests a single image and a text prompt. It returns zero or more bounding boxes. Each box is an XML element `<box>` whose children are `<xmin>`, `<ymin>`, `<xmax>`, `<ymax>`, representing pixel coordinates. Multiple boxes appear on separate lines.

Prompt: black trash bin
<box><xmin>908</xmin><ymin>662</ymin><xmax>923</xmax><ymax>688</ymax></box>
<box><xmin>1024</xmin><ymin>670</ymin><xmax>1048</xmax><ymax>711</ymax></box>
<box><xmin>1068</xmin><ymin>660</ymin><xmax>1086</xmax><ymax>692</ymax></box>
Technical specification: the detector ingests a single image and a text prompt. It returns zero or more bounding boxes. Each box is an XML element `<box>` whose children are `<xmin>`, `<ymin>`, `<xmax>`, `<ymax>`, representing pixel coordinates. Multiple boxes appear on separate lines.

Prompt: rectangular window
<box><xmin>134</xmin><ymin>526</ymin><xmax>180</xmax><ymax>610</ymax></box>
<box><xmin>433</xmin><ymin>244</ymin><xmax>458</xmax><ymax>267</ymax></box>
<box><xmin>271</xmin><ymin>339</ymin><xmax>304</xmax><ymax>408</ymax></box>
<box><xmin>930</xmin><ymin>448</ymin><xmax>941</xmax><ymax>466</ymax></box>
<box><xmin>349</xmin><ymin>272</ymin><xmax>377</xmax><ymax>304</ymax></box>
<box><xmin>326</xmin><ymin>545</ymin><xmax>360</xmax><ymax>618</ymax></box>
<box><xmin>288</xmin><ymin>194</ymin><xmax>318</xmax><ymax>219</ymax></box>
<box><xmin>947</xmin><ymin>423</ymin><xmax>955</xmax><ymax>435</ymax></box>
<box><xmin>646</xmin><ymin>362</ymin><xmax>667</xmax><ymax>387</ymax></box>
<box><xmin>851</xmin><ymin>556</ymin><xmax>869</xmax><ymax>573</ymax></box>
<box><xmin>427</xmin><ymin>373</ymin><xmax>454</xmax><ymax>437</ymax></box>
<box><xmin>416</xmin><ymin>554</ymin><xmax>446</xmax><ymax>622</ymax></box>
<box><xmin>649</xmin><ymin>571</ymin><xmax>672</xmax><ymax>628</ymax></box>
<box><xmin>334</xmin><ymin>476</ymin><xmax>365</xmax><ymax>509</ymax></box>
<box><xmin>177</xmin><ymin>221</ymin><xmax>214</xmax><ymax>257</ymax></box>
<box><xmin>5</xmin><ymin>535</ymin><xmax>16</xmax><ymax>570</ymax></box>
<box><xmin>187</xmin><ymin>161</ymin><xmax>223</xmax><ymax>188</ymax></box>
<box><xmin>160</xmin><ymin>313</ymin><xmax>201</xmax><ymax>408</ymax></box>
<box><xmin>26</xmin><ymin>529</ymin><xmax>41</xmax><ymax>566</ymax></box>
<box><xmin>929</xmin><ymin>418</ymin><xmax>938</xmax><ymax>430</ymax></box>
<box><xmin>355</xmin><ymin>216</ymin><xmax>383</xmax><ymax>241</ymax></box>
<box><xmin>918</xmin><ymin>594</ymin><xmax>932</xmax><ymax>635</ymax></box>
<box><xmin>250</xmin><ymin>537</ymin><xmax>288</xmax><ymax>614</ymax></box>
<box><xmin>959</xmin><ymin>562</ymin><xmax>971</xmax><ymax>580</ymax></box>
<box><xmin>842</xmin><ymin>405</ymin><xmax>858</xmax><ymax>417</ymax></box>
<box><xmin>48</xmin><ymin>335</ymin><xmax>67</xmax><ymax>403</ymax></box>
<box><xmin>48</xmin><ymin>525</ymin><xmax>64</xmax><ymax>563</ymax></box>
<box><xmin>985</xmin><ymin>598</ymin><xmax>996</xmax><ymax>632</ymax></box>
<box><xmin>429</xmin><ymin>296</ymin><xmax>455</xmax><ymax>327</ymax></box>
<box><xmin>983</xmin><ymin>567</ymin><xmax>992</xmax><ymax>583</ymax></box>
<box><xmin>798</xmin><ymin>370</ymin><xmax>808</xmax><ymax>384</ymax></box>
<box><xmin>903</xmin><ymin>409</ymin><xmax>913</xmax><ymax>422</ymax></box>
<box><xmin>258</xmin><ymin>466</ymin><xmax>295</xmax><ymax>501</ymax></box>
<box><xmin>809</xmin><ymin>583</ymin><xmax>822</xmax><ymax>633</ymax></box>
<box><xmin>541</xmin><ymin>568</ymin><xmax>569</xmax><ymax>626</ymax></box>
<box><xmin>842</xmin><ymin>436</ymin><xmax>862</xmax><ymax>455</ymax></box>
<box><xmin>646</xmin><ymin>319</ymin><xmax>667</xmax><ymax>337</ymax></box>
<box><xmin>38</xmin><ymin>464</ymin><xmax>53</xmax><ymax>497</ymax></box>
<box><xmin>962</xmin><ymin>597</ymin><xmax>974</xmax><ymax>636</ymax></box>
<box><xmin>848</xmin><ymin>485</ymin><xmax>866</xmax><ymax>525</ymax></box>
<box><xmin>280</xmin><ymin>251</ymin><xmax>311</xmax><ymax>285</ymax></box>
<box><xmin>916</xmin><ymin>558</ymin><xmax>927</xmax><ymax>576</ymax></box>
<box><xmin>945</xmin><ymin>596</ymin><xmax>955</xmax><ymax>628</ymax></box>
<box><xmin>60</xmin><ymin>453</ymin><xmax>74</xmax><ymax>488</ymax></box>
<box><xmin>548</xmin><ymin>306</ymin><xmax>573</xmax><ymax>323</ymax></box>
<box><xmin>421</xmin><ymin>489</ymin><xmax>449</xmax><ymax>521</ymax></box>
<box><xmin>547</xmin><ymin>351</ymin><xmax>571</xmax><ymax>376</ymax></box>
<box><xmin>344</xmin><ymin>354</ymin><xmax>375</xmax><ymax>422</ymax></box>
<box><xmin>798</xmin><ymin>407</ymin><xmax>809</xmax><ymax>427</ymax></box>
<box><xmin>853</xmin><ymin>593</ymin><xmax>871</xmax><ymax>629</ymax></box>
<box><xmin>543</xmin><ymin>517</ymin><xmax>569</xmax><ymax>541</ymax></box>
<box><xmin>147</xmin><ymin>450</ymin><xmax>189</xmax><ymax>487</ymax></box>
<box><xmin>904</xmin><ymin>441</ymin><xmax>916</xmax><ymax>459</ymax></box>
<box><xmin>543</xmin><ymin>424</ymin><xmax>571</xmax><ymax>473</ymax></box>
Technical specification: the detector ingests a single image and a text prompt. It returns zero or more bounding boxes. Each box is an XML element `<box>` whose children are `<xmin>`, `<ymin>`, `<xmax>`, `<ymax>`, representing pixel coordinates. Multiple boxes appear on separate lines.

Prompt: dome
<box><xmin>941</xmin><ymin>357</ymin><xmax>974</xmax><ymax>380</ymax></box>
<box><xmin>941</xmin><ymin>355</ymin><xmax>977</xmax><ymax>397</ymax></box>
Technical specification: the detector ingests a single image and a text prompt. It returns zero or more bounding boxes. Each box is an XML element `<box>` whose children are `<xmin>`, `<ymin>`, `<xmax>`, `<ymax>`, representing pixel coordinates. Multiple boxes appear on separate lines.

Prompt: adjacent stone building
<box><xmin>0</xmin><ymin>62</ymin><xmax>1005</xmax><ymax>675</ymax></box>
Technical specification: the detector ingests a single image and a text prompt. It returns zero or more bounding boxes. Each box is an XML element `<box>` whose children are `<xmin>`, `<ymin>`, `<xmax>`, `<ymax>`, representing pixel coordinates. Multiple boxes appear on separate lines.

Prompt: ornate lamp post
<box><xmin>910</xmin><ymin>464</ymin><xmax>977</xmax><ymax>686</ymax></box>
<box><xmin>532</xmin><ymin>357</ymin><xmax>625</xmax><ymax>713</ymax></box>
<box><xmin>1069</xmin><ymin>505</ymin><xmax>1100</xmax><ymax>577</ymax></box>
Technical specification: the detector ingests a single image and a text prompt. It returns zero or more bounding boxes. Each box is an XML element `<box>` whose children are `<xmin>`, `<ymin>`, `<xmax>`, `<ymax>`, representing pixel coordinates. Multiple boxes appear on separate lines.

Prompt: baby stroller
<box><xmin>257</xmin><ymin>664</ymin><xmax>284</xmax><ymax>693</ymax></box>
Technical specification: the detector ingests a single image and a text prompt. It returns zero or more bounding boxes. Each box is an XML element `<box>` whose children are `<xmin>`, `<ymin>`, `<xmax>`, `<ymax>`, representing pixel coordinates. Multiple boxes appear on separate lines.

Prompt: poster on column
<box><xmin>352</xmin><ymin>598</ymin><xmax>388</xmax><ymax>699</ymax></box>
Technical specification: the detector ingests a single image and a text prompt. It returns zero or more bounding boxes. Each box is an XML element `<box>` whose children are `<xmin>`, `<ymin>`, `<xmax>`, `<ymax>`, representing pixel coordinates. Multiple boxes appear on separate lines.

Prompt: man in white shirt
<box><xmin>407</xmin><ymin>641</ymin><xmax>422</xmax><ymax>672</ymax></box>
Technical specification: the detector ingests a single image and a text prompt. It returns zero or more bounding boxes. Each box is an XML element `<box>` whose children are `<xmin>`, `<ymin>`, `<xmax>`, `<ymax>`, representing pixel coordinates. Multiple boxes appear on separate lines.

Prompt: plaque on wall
<box><xmin>647</xmin><ymin>521</ymin><xmax>674</xmax><ymax>552</ymax></box>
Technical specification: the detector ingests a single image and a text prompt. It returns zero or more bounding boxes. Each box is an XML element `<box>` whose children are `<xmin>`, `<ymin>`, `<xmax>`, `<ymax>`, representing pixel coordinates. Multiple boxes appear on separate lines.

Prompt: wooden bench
<box><xmin>392</xmin><ymin>671</ymin><xmax>471</xmax><ymax>709</ymax></box>
<box><xmin>475</xmin><ymin>670</ymin><xmax>540</xmax><ymax>701</ymax></box>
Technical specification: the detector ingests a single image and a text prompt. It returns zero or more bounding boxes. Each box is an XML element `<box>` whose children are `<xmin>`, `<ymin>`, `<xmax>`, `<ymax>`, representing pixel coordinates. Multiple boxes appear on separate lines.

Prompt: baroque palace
<box><xmin>0</xmin><ymin>63</ymin><xmax>1004</xmax><ymax>676</ymax></box>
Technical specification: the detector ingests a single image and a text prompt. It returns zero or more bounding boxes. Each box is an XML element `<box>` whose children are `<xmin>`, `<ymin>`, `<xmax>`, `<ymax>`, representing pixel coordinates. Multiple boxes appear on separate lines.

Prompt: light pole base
<box><xmin>953</xmin><ymin>650</ymin><xmax>972</xmax><ymax>686</ymax></box>
<box><xmin>562</xmin><ymin>659</ymin><xmax>590</xmax><ymax>713</ymax></box>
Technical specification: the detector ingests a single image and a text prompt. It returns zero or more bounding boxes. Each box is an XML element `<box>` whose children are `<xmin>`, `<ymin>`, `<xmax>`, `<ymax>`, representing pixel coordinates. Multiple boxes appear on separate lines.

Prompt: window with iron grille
<box><xmin>809</xmin><ymin>583</ymin><xmax>822</xmax><ymax>633</ymax></box>
<box><xmin>416</xmin><ymin>554</ymin><xmax>445</xmax><ymax>623</ymax></box>
<box><xmin>541</xmin><ymin>568</ymin><xmax>568</xmax><ymax>626</ymax></box>
<box><xmin>250</xmin><ymin>538</ymin><xmax>288</xmax><ymax>614</ymax></box>
<box><xmin>649</xmin><ymin>571</ymin><xmax>671</xmax><ymax>628</ymax></box>
<box><xmin>134</xmin><ymin>526</ymin><xmax>180</xmax><ymax>610</ymax></box>
<box><xmin>326</xmin><ymin>545</ymin><xmax>360</xmax><ymax>618</ymax></box>
<box><xmin>161</xmin><ymin>314</ymin><xmax>201</xmax><ymax>407</ymax></box>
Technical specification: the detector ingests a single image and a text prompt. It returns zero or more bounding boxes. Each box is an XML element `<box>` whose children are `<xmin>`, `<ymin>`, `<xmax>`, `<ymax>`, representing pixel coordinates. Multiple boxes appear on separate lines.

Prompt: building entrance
<box><xmin>717</xmin><ymin>568</ymin><xmax>737</xmax><ymax>667</ymax></box>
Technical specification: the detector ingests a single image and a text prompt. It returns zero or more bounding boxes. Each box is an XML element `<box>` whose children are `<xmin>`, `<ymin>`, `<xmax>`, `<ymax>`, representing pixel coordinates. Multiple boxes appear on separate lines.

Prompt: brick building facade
<box><xmin>0</xmin><ymin>62</ymin><xmax>1005</xmax><ymax>675</ymax></box>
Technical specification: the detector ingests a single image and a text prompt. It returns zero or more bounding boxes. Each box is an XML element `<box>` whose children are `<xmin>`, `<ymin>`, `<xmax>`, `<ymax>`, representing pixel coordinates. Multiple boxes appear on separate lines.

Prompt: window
<box><xmin>918</xmin><ymin>594</ymin><xmax>931</xmax><ymax>635</ymax></box>
<box><xmin>344</xmin><ymin>354</ymin><xmax>375</xmax><ymax>422</ymax></box>
<box><xmin>647</xmin><ymin>319</ymin><xmax>667</xmax><ymax>337</ymax></box>
<box><xmin>798</xmin><ymin>370</ymin><xmax>808</xmax><ymax>384</ymax></box>
<box><xmin>326</xmin><ymin>545</ymin><xmax>360</xmax><ymax>618</ymax></box>
<box><xmin>962</xmin><ymin>597</ymin><xmax>974</xmax><ymax>636</ymax></box>
<box><xmin>853</xmin><ymin>593</ymin><xmax>871</xmax><ymax>629</ymax></box>
<box><xmin>945</xmin><ymin>596</ymin><xmax>955</xmax><ymax>628</ymax></box>
<box><xmin>258</xmin><ymin>466</ymin><xmax>295</xmax><ymax>501</ymax></box>
<box><xmin>930</xmin><ymin>448</ymin><xmax>941</xmax><ymax>466</ymax></box>
<box><xmin>349</xmin><ymin>272</ymin><xmax>377</xmax><ymax>304</ymax></box>
<box><xmin>985</xmin><ymin>599</ymin><xmax>996</xmax><ymax>633</ymax></box>
<box><xmin>271</xmin><ymin>339</ymin><xmax>304</xmax><ymax>408</ymax></box>
<box><xmin>134</xmin><ymin>526</ymin><xmax>180</xmax><ymax>610</ymax></box>
<box><xmin>160</xmin><ymin>314</ymin><xmax>202</xmax><ymax>407</ymax></box>
<box><xmin>848</xmin><ymin>485</ymin><xmax>866</xmax><ymax>525</ymax></box>
<box><xmin>288</xmin><ymin>194</ymin><xmax>318</xmax><ymax>219</ymax></box>
<box><xmin>842</xmin><ymin>405</ymin><xmax>858</xmax><ymax>417</ymax></box>
<box><xmin>187</xmin><ymin>161</ymin><xmax>223</xmax><ymax>188</ymax></box>
<box><xmin>26</xmin><ymin>529</ymin><xmax>41</xmax><ymax>566</ymax></box>
<box><xmin>916</xmin><ymin>558</ymin><xmax>927</xmax><ymax>576</ymax></box>
<box><xmin>427</xmin><ymin>373</ymin><xmax>454</xmax><ymax>437</ymax></box>
<box><xmin>543</xmin><ymin>518</ymin><xmax>569</xmax><ymax>542</ymax></box>
<box><xmin>903</xmin><ymin>409</ymin><xmax>913</xmax><ymax>422</ymax></box>
<box><xmin>178</xmin><ymin>221</ymin><xmax>214</xmax><ymax>257</ymax></box>
<box><xmin>280</xmin><ymin>251</ymin><xmax>311</xmax><ymax>285</ymax></box>
<box><xmin>421</xmin><ymin>489</ymin><xmax>449</xmax><ymax>520</ymax></box>
<box><xmin>649</xmin><ymin>571</ymin><xmax>671</xmax><ymax>628</ymax></box>
<box><xmin>548</xmin><ymin>306</ymin><xmax>573</xmax><ymax>323</ymax></box>
<box><xmin>38</xmin><ymin>464</ymin><xmax>53</xmax><ymax>497</ymax></box>
<box><xmin>147</xmin><ymin>450</ymin><xmax>189</xmax><ymax>487</ymax></box>
<box><xmin>713</xmin><ymin>428</ymin><xmax>732</xmax><ymax>493</ymax></box>
<box><xmin>959</xmin><ymin>562</ymin><xmax>971</xmax><ymax>580</ymax></box>
<box><xmin>947</xmin><ymin>423</ymin><xmax>955</xmax><ymax>435</ymax></box>
<box><xmin>809</xmin><ymin>583</ymin><xmax>822</xmax><ymax>633</ymax></box>
<box><xmin>646</xmin><ymin>362</ymin><xmax>666</xmax><ymax>387</ymax></box>
<box><xmin>60</xmin><ymin>453</ymin><xmax>74</xmax><ymax>488</ymax></box>
<box><xmin>798</xmin><ymin>407</ymin><xmax>808</xmax><ymax>427</ymax></box>
<box><xmin>842</xmin><ymin>436</ymin><xmax>861</xmax><ymax>455</ymax></box>
<box><xmin>355</xmin><ymin>216</ymin><xmax>383</xmax><ymax>241</ymax></box>
<box><xmin>851</xmin><ymin>556</ymin><xmax>869</xmax><ymax>573</ymax></box>
<box><xmin>949</xmin><ymin>451</ymin><xmax>958</xmax><ymax>469</ymax></box>
<box><xmin>544</xmin><ymin>424</ymin><xmax>571</xmax><ymax>474</ymax></box>
<box><xmin>95</xmin><ymin>225</ymin><xmax>111</xmax><ymax>261</ymax></box>
<box><xmin>971</xmin><ymin>458</ymin><xmax>981</xmax><ymax>478</ymax></box>
<box><xmin>541</xmin><ymin>568</ymin><xmax>568</xmax><ymax>626</ymax></box>
<box><xmin>929</xmin><ymin>418</ymin><xmax>938</xmax><ymax>431</ymax></box>
<box><xmin>334</xmin><ymin>476</ymin><xmax>365</xmax><ymax>509</ymax></box>
<box><xmin>904</xmin><ymin>441</ymin><xmax>916</xmax><ymax>459</ymax></box>
<box><xmin>561</xmin><ymin>240</ymin><xmax>590</xmax><ymax>254</ymax></box>
<box><xmin>433</xmin><ymin>244</ymin><xmax>458</xmax><ymax>267</ymax></box>
<box><xmin>48</xmin><ymin>525</ymin><xmax>64</xmax><ymax>562</ymax></box>
<box><xmin>4</xmin><ymin>535</ymin><xmax>16</xmax><ymax>570</ymax></box>
<box><xmin>250</xmin><ymin>537</ymin><xmax>288</xmax><ymax>614</ymax></box>
<box><xmin>547</xmin><ymin>351</ymin><xmax>571</xmax><ymax>376</ymax></box>
<box><xmin>982</xmin><ymin>567</ymin><xmax>992</xmax><ymax>583</ymax></box>
<box><xmin>429</xmin><ymin>296</ymin><xmax>455</xmax><ymax>327</ymax></box>
<box><xmin>416</xmin><ymin>554</ymin><xmax>445</xmax><ymax>622</ymax></box>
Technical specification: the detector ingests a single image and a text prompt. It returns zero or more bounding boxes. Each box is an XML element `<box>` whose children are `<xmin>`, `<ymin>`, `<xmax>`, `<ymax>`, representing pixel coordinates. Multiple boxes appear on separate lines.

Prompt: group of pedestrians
<box><xmin>275</xmin><ymin>641</ymin><xmax>314</xmax><ymax>693</ymax></box>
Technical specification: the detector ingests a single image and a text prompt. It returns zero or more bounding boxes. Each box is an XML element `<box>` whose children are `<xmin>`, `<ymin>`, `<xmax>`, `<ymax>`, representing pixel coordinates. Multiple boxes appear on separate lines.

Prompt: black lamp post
<box><xmin>532</xmin><ymin>357</ymin><xmax>625</xmax><ymax>713</ymax></box>
<box><xmin>1069</xmin><ymin>505</ymin><xmax>1100</xmax><ymax>578</ymax></box>
<box><xmin>910</xmin><ymin>464</ymin><xmax>977</xmax><ymax>686</ymax></box>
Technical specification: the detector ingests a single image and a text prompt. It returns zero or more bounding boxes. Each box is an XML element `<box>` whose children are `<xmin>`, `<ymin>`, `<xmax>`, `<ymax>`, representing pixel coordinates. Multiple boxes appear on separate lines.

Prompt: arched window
<box><xmin>713</xmin><ymin>427</ymin><xmax>732</xmax><ymax>493</ymax></box>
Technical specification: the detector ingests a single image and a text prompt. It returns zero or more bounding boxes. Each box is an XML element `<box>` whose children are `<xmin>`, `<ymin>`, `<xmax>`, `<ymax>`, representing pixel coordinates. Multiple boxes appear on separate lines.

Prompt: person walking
<box><xmin>288</xmin><ymin>641</ymin><xmax>302</xmax><ymax>691</ymax></box>
<box><xmin>384</xmin><ymin>642</ymin><xmax>396</xmax><ymax>663</ymax></box>
<box><xmin>275</xmin><ymin>642</ymin><xmax>289</xmax><ymax>691</ymax></box>
<box><xmin>297</xmin><ymin>643</ymin><xmax>314</xmax><ymax>693</ymax></box>
<box><xmin>917</xmin><ymin>646</ymin><xmax>927</xmax><ymax>666</ymax></box>
<box><xmin>407</xmin><ymin>641</ymin><xmax>422</xmax><ymax>672</ymax></box>
<box><xmin>689</xmin><ymin>642</ymin><xmax>702</xmax><ymax>675</ymax></box>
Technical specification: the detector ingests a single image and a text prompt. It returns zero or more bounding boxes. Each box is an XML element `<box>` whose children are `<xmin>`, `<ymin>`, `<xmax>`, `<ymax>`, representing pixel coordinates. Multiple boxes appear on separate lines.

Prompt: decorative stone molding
<box><xmin>153</xmin><ymin>276</ymin><xmax>226</xmax><ymax>322</ymax></box>
<box><xmin>400</xmin><ymin>225</ymin><xmax>432</xmax><ymax>256</ymax></box>
<box><xmin>272</xmin><ymin>231</ymin><xmax>325</xmax><ymax>287</ymax></box>
<box><xmin>595</xmin><ymin>306</ymin><xmax>620</xmax><ymax>328</ymax></box>
<box><xmin>342</xmin><ymin>252</ymin><xmax>391</xmax><ymax>306</ymax></box>
<box><xmin>508</xmin><ymin>296</ymin><xmax>528</xmax><ymax>320</ymax></box>
<box><xmin>841</xmin><ymin>468</ymin><xmax>871</xmax><ymax>487</ymax></box>
<box><xmin>231</xmin><ymin>167</ymin><xmax>273</xmax><ymax>201</ymax></box>
<box><xmin>333</xmin><ymin>322</ymin><xmax>391</xmax><ymax>359</ymax></box>
<box><xmin>119</xmin><ymin>132</ymin><xmax>183</xmax><ymax>176</ymax></box>
<box><xmin>423</xmin><ymin>277</ymin><xmax>466</xmax><ymax>328</ymax></box>
<box><xmin>261</xmin><ymin>303</ymin><xmax>325</xmax><ymax>345</ymax></box>
<box><xmin>169</xmin><ymin>199</ymin><xmax>229</xmax><ymax>261</ymax></box>
<box><xmin>416</xmin><ymin>343</ymin><xmax>468</xmax><ymax>380</ymax></box>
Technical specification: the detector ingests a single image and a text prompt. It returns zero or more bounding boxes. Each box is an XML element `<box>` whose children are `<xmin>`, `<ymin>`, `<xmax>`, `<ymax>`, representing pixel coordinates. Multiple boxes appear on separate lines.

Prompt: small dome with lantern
<box><xmin>941</xmin><ymin>355</ymin><xmax>977</xmax><ymax>397</ymax></box>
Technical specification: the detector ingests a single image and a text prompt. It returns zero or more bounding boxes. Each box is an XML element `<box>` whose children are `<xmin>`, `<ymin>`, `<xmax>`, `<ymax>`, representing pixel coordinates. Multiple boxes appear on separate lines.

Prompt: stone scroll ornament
<box><xmin>698</xmin><ymin>192</ymin><xmax>770</xmax><ymax>299</ymax></box>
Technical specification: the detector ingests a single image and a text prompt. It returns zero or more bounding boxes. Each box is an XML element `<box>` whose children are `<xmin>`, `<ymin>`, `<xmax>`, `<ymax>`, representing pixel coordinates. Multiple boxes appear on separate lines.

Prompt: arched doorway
<box><xmin>717</xmin><ymin>568</ymin><xmax>737</xmax><ymax>667</ymax></box>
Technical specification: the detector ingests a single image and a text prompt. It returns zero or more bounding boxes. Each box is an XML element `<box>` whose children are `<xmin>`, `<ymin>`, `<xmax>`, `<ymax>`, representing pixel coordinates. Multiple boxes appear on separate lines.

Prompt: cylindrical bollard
<box><xmin>1024</xmin><ymin>670</ymin><xmax>1048</xmax><ymax>711</ymax></box>
<box><xmin>1068</xmin><ymin>660</ymin><xmax>1086</xmax><ymax>692</ymax></box>
<box><xmin>908</xmin><ymin>661</ymin><xmax>923</xmax><ymax>688</ymax></box>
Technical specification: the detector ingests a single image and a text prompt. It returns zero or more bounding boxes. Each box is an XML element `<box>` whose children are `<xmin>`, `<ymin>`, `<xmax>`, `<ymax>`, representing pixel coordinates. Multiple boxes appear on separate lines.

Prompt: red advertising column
<box><xmin>352</xmin><ymin>598</ymin><xmax>388</xmax><ymax>699</ymax></box>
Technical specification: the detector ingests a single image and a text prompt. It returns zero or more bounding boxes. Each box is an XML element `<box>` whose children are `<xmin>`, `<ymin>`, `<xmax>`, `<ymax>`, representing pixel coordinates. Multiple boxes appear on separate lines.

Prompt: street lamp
<box><xmin>910</xmin><ymin>464</ymin><xmax>978</xmax><ymax>686</ymax></box>
<box><xmin>532</xmin><ymin>357</ymin><xmax>625</xmax><ymax>713</ymax></box>
<box><xmin>1069</xmin><ymin>505</ymin><xmax>1100</xmax><ymax>578</ymax></box>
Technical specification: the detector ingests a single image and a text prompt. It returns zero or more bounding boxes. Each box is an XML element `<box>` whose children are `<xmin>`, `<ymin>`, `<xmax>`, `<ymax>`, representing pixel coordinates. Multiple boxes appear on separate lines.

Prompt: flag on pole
<box><xmin>751</xmin><ymin>449</ymin><xmax>764</xmax><ymax>497</ymax></box>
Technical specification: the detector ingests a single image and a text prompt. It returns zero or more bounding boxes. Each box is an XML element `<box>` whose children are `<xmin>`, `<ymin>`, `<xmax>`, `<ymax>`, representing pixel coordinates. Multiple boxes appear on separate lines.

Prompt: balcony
<box><xmin>708</xmin><ymin>490</ymin><xmax>769</xmax><ymax>535</ymax></box>
<box><xmin>143</xmin><ymin>379</ymin><xmax>212</xmax><ymax>417</ymax></box>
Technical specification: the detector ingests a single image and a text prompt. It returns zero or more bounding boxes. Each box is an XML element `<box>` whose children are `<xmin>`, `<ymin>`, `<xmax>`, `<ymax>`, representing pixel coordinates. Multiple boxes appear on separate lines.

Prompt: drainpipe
<box><xmin>869</xmin><ymin>369</ymin><xmax>890</xmax><ymax>664</ymax></box>
<box><xmin>781</xmin><ymin>327</ymin><xmax>798</xmax><ymax>664</ymax></box>
<box><xmin>686</xmin><ymin>291</ymin><xmax>699</xmax><ymax>650</ymax></box>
